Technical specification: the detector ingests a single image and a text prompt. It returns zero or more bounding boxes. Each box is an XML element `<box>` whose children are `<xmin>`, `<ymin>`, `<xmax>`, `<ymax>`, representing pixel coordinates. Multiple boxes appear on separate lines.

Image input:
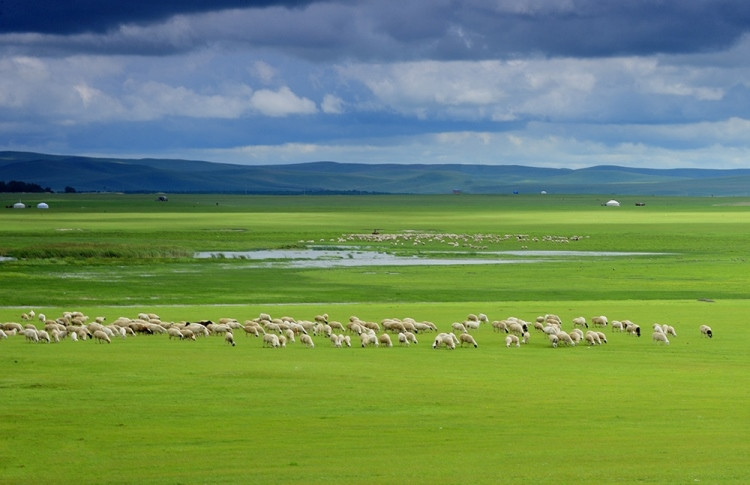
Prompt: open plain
<box><xmin>1</xmin><ymin>193</ymin><xmax>748</xmax><ymax>483</ymax></box>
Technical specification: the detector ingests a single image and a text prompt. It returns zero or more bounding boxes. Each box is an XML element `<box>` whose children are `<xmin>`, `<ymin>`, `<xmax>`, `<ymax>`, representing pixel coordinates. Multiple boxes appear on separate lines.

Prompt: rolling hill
<box><xmin>1</xmin><ymin>151</ymin><xmax>749</xmax><ymax>196</ymax></box>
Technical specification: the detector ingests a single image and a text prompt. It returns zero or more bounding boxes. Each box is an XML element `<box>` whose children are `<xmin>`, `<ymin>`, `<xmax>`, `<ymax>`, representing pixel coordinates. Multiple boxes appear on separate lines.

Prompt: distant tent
<box><xmin>37</xmin><ymin>202</ymin><xmax>49</xmax><ymax>209</ymax></box>
<box><xmin>13</xmin><ymin>202</ymin><xmax>25</xmax><ymax>209</ymax></box>
<box><xmin>605</xmin><ymin>200</ymin><xmax>620</xmax><ymax>207</ymax></box>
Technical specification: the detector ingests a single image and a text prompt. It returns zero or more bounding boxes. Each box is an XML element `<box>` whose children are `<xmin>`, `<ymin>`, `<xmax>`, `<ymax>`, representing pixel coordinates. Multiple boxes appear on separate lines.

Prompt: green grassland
<box><xmin>1</xmin><ymin>193</ymin><xmax>749</xmax><ymax>484</ymax></box>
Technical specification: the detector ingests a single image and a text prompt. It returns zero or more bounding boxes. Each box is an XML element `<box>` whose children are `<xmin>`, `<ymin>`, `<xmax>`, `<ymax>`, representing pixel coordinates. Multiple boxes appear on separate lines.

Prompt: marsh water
<box><xmin>194</xmin><ymin>248</ymin><xmax>665</xmax><ymax>269</ymax></box>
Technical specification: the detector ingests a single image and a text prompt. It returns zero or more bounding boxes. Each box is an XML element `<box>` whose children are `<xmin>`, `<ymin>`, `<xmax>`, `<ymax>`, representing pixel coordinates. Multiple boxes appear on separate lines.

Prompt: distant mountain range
<box><xmin>2</xmin><ymin>151</ymin><xmax>750</xmax><ymax>196</ymax></box>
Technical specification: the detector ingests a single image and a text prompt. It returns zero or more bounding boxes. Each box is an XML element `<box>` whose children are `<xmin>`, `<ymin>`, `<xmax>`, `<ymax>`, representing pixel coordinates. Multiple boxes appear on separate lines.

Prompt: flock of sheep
<box><xmin>330</xmin><ymin>231</ymin><xmax>587</xmax><ymax>250</ymax></box>
<box><xmin>1</xmin><ymin>309</ymin><xmax>714</xmax><ymax>350</ymax></box>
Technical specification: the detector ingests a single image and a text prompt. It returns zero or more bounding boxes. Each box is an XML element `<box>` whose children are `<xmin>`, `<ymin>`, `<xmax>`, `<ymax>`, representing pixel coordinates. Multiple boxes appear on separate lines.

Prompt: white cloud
<box><xmin>321</xmin><ymin>94</ymin><xmax>344</xmax><ymax>114</ymax></box>
<box><xmin>249</xmin><ymin>86</ymin><xmax>317</xmax><ymax>117</ymax></box>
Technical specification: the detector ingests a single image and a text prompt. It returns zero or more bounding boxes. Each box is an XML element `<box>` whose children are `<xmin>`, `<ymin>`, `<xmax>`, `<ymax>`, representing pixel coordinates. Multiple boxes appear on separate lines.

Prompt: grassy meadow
<box><xmin>1</xmin><ymin>193</ymin><xmax>749</xmax><ymax>484</ymax></box>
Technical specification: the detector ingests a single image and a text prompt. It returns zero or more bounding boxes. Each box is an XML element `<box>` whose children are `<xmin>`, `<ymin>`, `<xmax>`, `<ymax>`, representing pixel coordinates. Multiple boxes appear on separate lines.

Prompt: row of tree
<box><xmin>0</xmin><ymin>181</ymin><xmax>76</xmax><ymax>193</ymax></box>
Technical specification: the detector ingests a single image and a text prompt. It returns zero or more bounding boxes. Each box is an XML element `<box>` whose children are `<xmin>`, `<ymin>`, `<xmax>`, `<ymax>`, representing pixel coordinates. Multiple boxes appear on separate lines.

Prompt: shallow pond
<box><xmin>194</xmin><ymin>248</ymin><xmax>667</xmax><ymax>269</ymax></box>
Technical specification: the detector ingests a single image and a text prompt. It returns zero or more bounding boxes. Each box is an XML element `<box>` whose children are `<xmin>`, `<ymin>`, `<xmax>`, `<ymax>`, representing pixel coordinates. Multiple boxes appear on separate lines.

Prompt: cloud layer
<box><xmin>2</xmin><ymin>1</ymin><xmax>750</xmax><ymax>169</ymax></box>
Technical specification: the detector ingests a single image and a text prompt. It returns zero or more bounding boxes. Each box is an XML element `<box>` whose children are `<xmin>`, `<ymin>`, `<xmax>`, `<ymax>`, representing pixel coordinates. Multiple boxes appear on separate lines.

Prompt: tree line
<box><xmin>0</xmin><ymin>181</ymin><xmax>76</xmax><ymax>193</ymax></box>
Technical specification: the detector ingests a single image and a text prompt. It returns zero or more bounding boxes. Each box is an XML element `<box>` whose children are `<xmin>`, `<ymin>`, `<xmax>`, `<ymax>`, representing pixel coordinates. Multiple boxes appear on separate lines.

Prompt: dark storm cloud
<box><xmin>0</xmin><ymin>0</ymin><xmax>312</xmax><ymax>34</ymax></box>
<box><xmin>3</xmin><ymin>1</ymin><xmax>750</xmax><ymax>60</ymax></box>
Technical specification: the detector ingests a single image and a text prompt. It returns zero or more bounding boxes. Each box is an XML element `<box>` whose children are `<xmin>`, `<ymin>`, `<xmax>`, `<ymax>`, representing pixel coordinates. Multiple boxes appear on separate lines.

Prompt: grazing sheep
<box><xmin>592</xmin><ymin>315</ymin><xmax>608</xmax><ymax>327</ymax></box>
<box><xmin>168</xmin><ymin>327</ymin><xmax>184</xmax><ymax>340</ymax></box>
<box><xmin>625</xmin><ymin>321</ymin><xmax>641</xmax><ymax>337</ymax></box>
<box><xmin>284</xmin><ymin>328</ymin><xmax>296</xmax><ymax>343</ymax></box>
<box><xmin>548</xmin><ymin>334</ymin><xmax>559</xmax><ymax>348</ymax></box>
<box><xmin>314</xmin><ymin>313</ymin><xmax>329</xmax><ymax>324</ymax></box>
<box><xmin>652</xmin><ymin>332</ymin><xmax>670</xmax><ymax>345</ymax></box>
<box><xmin>378</xmin><ymin>333</ymin><xmax>393</xmax><ymax>347</ymax></box>
<box><xmin>397</xmin><ymin>332</ymin><xmax>409</xmax><ymax>346</ymax></box>
<box><xmin>492</xmin><ymin>320</ymin><xmax>509</xmax><ymax>333</ymax></box>
<box><xmin>225</xmin><ymin>332</ymin><xmax>236</xmax><ymax>347</ymax></box>
<box><xmin>243</xmin><ymin>323</ymin><xmax>263</xmax><ymax>337</ymax></box>
<box><xmin>505</xmin><ymin>335</ymin><xmax>520</xmax><ymax>348</ymax></box>
<box><xmin>532</xmin><ymin>320</ymin><xmax>545</xmax><ymax>332</ymax></box>
<box><xmin>464</xmin><ymin>320</ymin><xmax>480</xmax><ymax>331</ymax></box>
<box><xmin>404</xmin><ymin>331</ymin><xmax>418</xmax><ymax>345</ymax></box>
<box><xmin>23</xmin><ymin>328</ymin><xmax>39</xmax><ymax>343</ymax></box>
<box><xmin>653</xmin><ymin>323</ymin><xmax>665</xmax><ymax>333</ymax></box>
<box><xmin>92</xmin><ymin>330</ymin><xmax>111</xmax><ymax>344</ymax></box>
<box><xmin>432</xmin><ymin>332</ymin><xmax>458</xmax><ymax>350</ymax></box>
<box><xmin>459</xmin><ymin>333</ymin><xmax>478</xmax><ymax>348</ymax></box>
<box><xmin>451</xmin><ymin>322</ymin><xmax>467</xmax><ymax>333</ymax></box>
<box><xmin>699</xmin><ymin>325</ymin><xmax>713</xmax><ymax>338</ymax></box>
<box><xmin>555</xmin><ymin>331</ymin><xmax>575</xmax><ymax>347</ymax></box>
<box><xmin>69</xmin><ymin>331</ymin><xmax>78</xmax><ymax>342</ymax></box>
<box><xmin>3</xmin><ymin>322</ymin><xmax>23</xmax><ymax>333</ymax></box>
<box><xmin>572</xmin><ymin>317</ymin><xmax>588</xmax><ymax>329</ymax></box>
<box><xmin>585</xmin><ymin>331</ymin><xmax>602</xmax><ymax>345</ymax></box>
<box><xmin>360</xmin><ymin>332</ymin><xmax>379</xmax><ymax>347</ymax></box>
<box><xmin>611</xmin><ymin>320</ymin><xmax>624</xmax><ymax>332</ymax></box>
<box><xmin>331</xmin><ymin>334</ymin><xmax>343</xmax><ymax>348</ymax></box>
<box><xmin>277</xmin><ymin>335</ymin><xmax>287</xmax><ymax>348</ymax></box>
<box><xmin>522</xmin><ymin>331</ymin><xmax>531</xmax><ymax>344</ymax></box>
<box><xmin>300</xmin><ymin>333</ymin><xmax>315</xmax><ymax>348</ymax></box>
<box><xmin>263</xmin><ymin>333</ymin><xmax>281</xmax><ymax>348</ymax></box>
<box><xmin>664</xmin><ymin>325</ymin><xmax>677</xmax><ymax>337</ymax></box>
<box><xmin>507</xmin><ymin>322</ymin><xmax>526</xmax><ymax>336</ymax></box>
<box><xmin>596</xmin><ymin>331</ymin><xmax>608</xmax><ymax>343</ymax></box>
<box><xmin>342</xmin><ymin>335</ymin><xmax>352</xmax><ymax>347</ymax></box>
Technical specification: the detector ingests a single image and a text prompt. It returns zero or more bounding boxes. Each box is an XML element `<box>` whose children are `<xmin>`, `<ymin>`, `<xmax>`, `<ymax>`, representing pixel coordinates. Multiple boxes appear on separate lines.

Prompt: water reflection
<box><xmin>194</xmin><ymin>248</ymin><xmax>665</xmax><ymax>269</ymax></box>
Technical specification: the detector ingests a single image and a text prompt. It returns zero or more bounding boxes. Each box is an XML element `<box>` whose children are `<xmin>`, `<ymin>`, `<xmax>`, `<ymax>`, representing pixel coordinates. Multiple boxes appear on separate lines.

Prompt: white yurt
<box><xmin>12</xmin><ymin>202</ymin><xmax>25</xmax><ymax>209</ymax></box>
<box><xmin>37</xmin><ymin>202</ymin><xmax>49</xmax><ymax>209</ymax></box>
<box><xmin>605</xmin><ymin>199</ymin><xmax>620</xmax><ymax>207</ymax></box>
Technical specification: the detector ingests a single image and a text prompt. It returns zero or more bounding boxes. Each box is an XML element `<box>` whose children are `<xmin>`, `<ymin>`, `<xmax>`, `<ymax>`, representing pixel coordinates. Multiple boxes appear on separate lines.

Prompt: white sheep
<box><xmin>342</xmin><ymin>335</ymin><xmax>352</xmax><ymax>347</ymax></box>
<box><xmin>23</xmin><ymin>328</ymin><xmax>39</xmax><ymax>343</ymax></box>
<box><xmin>592</xmin><ymin>315</ymin><xmax>608</xmax><ymax>327</ymax></box>
<box><xmin>262</xmin><ymin>333</ymin><xmax>280</xmax><ymax>348</ymax></box>
<box><xmin>168</xmin><ymin>327</ymin><xmax>184</xmax><ymax>340</ymax></box>
<box><xmin>625</xmin><ymin>321</ymin><xmax>641</xmax><ymax>337</ymax></box>
<box><xmin>522</xmin><ymin>331</ymin><xmax>531</xmax><ymax>344</ymax></box>
<box><xmin>699</xmin><ymin>325</ymin><xmax>713</xmax><ymax>338</ymax></box>
<box><xmin>555</xmin><ymin>331</ymin><xmax>575</xmax><ymax>346</ymax></box>
<box><xmin>505</xmin><ymin>335</ymin><xmax>520</xmax><ymax>348</ymax></box>
<box><xmin>585</xmin><ymin>331</ymin><xmax>602</xmax><ymax>345</ymax></box>
<box><xmin>92</xmin><ymin>330</ymin><xmax>111</xmax><ymax>344</ymax></box>
<box><xmin>652</xmin><ymin>332</ymin><xmax>670</xmax><ymax>345</ymax></box>
<box><xmin>664</xmin><ymin>325</ymin><xmax>677</xmax><ymax>337</ymax></box>
<box><xmin>548</xmin><ymin>334</ymin><xmax>559</xmax><ymax>348</ymax></box>
<box><xmin>459</xmin><ymin>333</ymin><xmax>478</xmax><ymax>348</ymax></box>
<box><xmin>300</xmin><ymin>333</ymin><xmax>315</xmax><ymax>348</ymax></box>
<box><xmin>572</xmin><ymin>316</ymin><xmax>588</xmax><ymax>329</ymax></box>
<box><xmin>404</xmin><ymin>331</ymin><xmax>418</xmax><ymax>345</ymax></box>
<box><xmin>397</xmin><ymin>332</ymin><xmax>409</xmax><ymax>346</ymax></box>
<box><xmin>596</xmin><ymin>331</ymin><xmax>608</xmax><ymax>343</ymax></box>
<box><xmin>360</xmin><ymin>332</ymin><xmax>379</xmax><ymax>347</ymax></box>
<box><xmin>0</xmin><ymin>329</ymin><xmax>7</xmax><ymax>340</ymax></box>
<box><xmin>378</xmin><ymin>333</ymin><xmax>393</xmax><ymax>347</ymax></box>
<box><xmin>492</xmin><ymin>320</ymin><xmax>509</xmax><ymax>333</ymax></box>
<box><xmin>451</xmin><ymin>322</ymin><xmax>467</xmax><ymax>333</ymax></box>
<box><xmin>611</xmin><ymin>320</ymin><xmax>624</xmax><ymax>332</ymax></box>
<box><xmin>432</xmin><ymin>332</ymin><xmax>457</xmax><ymax>350</ymax></box>
<box><xmin>225</xmin><ymin>332</ymin><xmax>236</xmax><ymax>347</ymax></box>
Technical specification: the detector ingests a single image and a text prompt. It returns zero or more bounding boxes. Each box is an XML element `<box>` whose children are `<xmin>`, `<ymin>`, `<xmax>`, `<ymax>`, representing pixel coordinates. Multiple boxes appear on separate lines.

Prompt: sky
<box><xmin>2</xmin><ymin>0</ymin><xmax>750</xmax><ymax>169</ymax></box>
